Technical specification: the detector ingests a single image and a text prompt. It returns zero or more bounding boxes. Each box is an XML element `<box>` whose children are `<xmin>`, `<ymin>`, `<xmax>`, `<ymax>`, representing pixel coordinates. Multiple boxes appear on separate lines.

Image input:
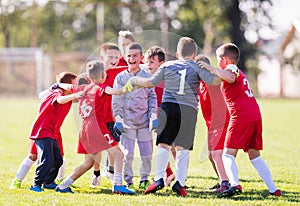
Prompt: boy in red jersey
<box><xmin>55</xmin><ymin>61</ymin><xmax>134</xmax><ymax>194</ymax></box>
<box><xmin>196</xmin><ymin>55</ymin><xmax>230</xmax><ymax>193</ymax></box>
<box><xmin>198</xmin><ymin>43</ymin><xmax>282</xmax><ymax>197</ymax></box>
<box><xmin>90</xmin><ymin>43</ymin><xmax>126</xmax><ymax>187</ymax></box>
<box><xmin>144</xmin><ymin>46</ymin><xmax>176</xmax><ymax>187</ymax></box>
<box><xmin>9</xmin><ymin>73</ymin><xmax>77</xmax><ymax>190</ymax></box>
<box><xmin>28</xmin><ymin>72</ymin><xmax>83</xmax><ymax>192</ymax></box>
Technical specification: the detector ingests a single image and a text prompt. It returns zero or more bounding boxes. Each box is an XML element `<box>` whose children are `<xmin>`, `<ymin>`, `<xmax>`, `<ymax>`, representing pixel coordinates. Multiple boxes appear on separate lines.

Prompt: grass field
<box><xmin>0</xmin><ymin>98</ymin><xmax>299</xmax><ymax>205</ymax></box>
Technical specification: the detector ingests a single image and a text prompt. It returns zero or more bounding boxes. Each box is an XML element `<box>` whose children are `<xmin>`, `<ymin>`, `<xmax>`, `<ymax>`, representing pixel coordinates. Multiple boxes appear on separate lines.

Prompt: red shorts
<box><xmin>225</xmin><ymin>120</ymin><xmax>263</xmax><ymax>152</ymax></box>
<box><xmin>77</xmin><ymin>119</ymin><xmax>117</xmax><ymax>154</ymax></box>
<box><xmin>28</xmin><ymin>133</ymin><xmax>64</xmax><ymax>156</ymax></box>
<box><xmin>208</xmin><ymin>121</ymin><xmax>229</xmax><ymax>151</ymax></box>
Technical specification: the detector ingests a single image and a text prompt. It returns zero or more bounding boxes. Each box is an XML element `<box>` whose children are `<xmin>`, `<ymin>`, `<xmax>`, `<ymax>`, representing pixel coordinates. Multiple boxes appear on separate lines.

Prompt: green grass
<box><xmin>0</xmin><ymin>98</ymin><xmax>299</xmax><ymax>205</ymax></box>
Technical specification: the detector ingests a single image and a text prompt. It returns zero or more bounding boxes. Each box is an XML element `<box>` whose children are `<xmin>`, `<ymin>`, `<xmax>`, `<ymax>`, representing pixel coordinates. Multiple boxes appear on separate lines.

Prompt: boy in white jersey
<box><xmin>123</xmin><ymin>37</ymin><xmax>221</xmax><ymax>196</ymax></box>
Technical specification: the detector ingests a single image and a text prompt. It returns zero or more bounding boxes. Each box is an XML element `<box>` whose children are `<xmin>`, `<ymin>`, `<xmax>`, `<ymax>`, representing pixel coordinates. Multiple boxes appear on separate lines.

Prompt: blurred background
<box><xmin>1</xmin><ymin>0</ymin><xmax>300</xmax><ymax>98</ymax></box>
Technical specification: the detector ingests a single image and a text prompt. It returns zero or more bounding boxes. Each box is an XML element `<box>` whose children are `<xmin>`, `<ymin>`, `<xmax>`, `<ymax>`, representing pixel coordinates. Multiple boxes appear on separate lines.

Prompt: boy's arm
<box><xmin>57</xmin><ymin>91</ymin><xmax>85</xmax><ymax>104</ymax></box>
<box><xmin>105</xmin><ymin>86</ymin><xmax>125</xmax><ymax>95</ymax></box>
<box><xmin>198</xmin><ymin>61</ymin><xmax>236</xmax><ymax>83</ymax></box>
<box><xmin>123</xmin><ymin>76</ymin><xmax>155</xmax><ymax>92</ymax></box>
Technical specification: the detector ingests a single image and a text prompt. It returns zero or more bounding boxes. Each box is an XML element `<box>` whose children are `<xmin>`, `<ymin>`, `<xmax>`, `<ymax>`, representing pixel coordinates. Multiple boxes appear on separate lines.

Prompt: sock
<box><xmin>251</xmin><ymin>156</ymin><xmax>277</xmax><ymax>193</ymax></box>
<box><xmin>57</xmin><ymin>158</ymin><xmax>65</xmax><ymax>181</ymax></box>
<box><xmin>176</xmin><ymin>150</ymin><xmax>189</xmax><ymax>187</ymax></box>
<box><xmin>165</xmin><ymin>162</ymin><xmax>174</xmax><ymax>177</ymax></box>
<box><xmin>113</xmin><ymin>172</ymin><xmax>122</xmax><ymax>185</ymax></box>
<box><xmin>59</xmin><ymin>176</ymin><xmax>74</xmax><ymax>190</ymax></box>
<box><xmin>16</xmin><ymin>157</ymin><xmax>35</xmax><ymax>181</ymax></box>
<box><xmin>108</xmin><ymin>166</ymin><xmax>114</xmax><ymax>174</ymax></box>
<box><xmin>154</xmin><ymin>147</ymin><xmax>169</xmax><ymax>181</ymax></box>
<box><xmin>222</xmin><ymin>154</ymin><xmax>239</xmax><ymax>186</ymax></box>
<box><xmin>94</xmin><ymin>170</ymin><xmax>101</xmax><ymax>177</ymax></box>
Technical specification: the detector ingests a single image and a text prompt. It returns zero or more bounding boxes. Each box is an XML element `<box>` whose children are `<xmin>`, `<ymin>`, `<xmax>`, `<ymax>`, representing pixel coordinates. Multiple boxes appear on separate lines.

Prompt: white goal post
<box><xmin>0</xmin><ymin>47</ymin><xmax>52</xmax><ymax>96</ymax></box>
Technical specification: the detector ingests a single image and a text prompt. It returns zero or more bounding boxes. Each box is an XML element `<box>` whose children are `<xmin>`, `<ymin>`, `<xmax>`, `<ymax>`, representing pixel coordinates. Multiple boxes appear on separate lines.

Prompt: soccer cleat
<box><xmin>113</xmin><ymin>185</ymin><xmax>135</xmax><ymax>195</ymax></box>
<box><xmin>9</xmin><ymin>178</ymin><xmax>22</xmax><ymax>189</ymax></box>
<box><xmin>43</xmin><ymin>182</ymin><xmax>57</xmax><ymax>189</ymax></box>
<box><xmin>165</xmin><ymin>173</ymin><xmax>175</xmax><ymax>187</ymax></box>
<box><xmin>127</xmin><ymin>183</ymin><xmax>135</xmax><ymax>192</ymax></box>
<box><xmin>209</xmin><ymin>182</ymin><xmax>220</xmax><ymax>190</ymax></box>
<box><xmin>139</xmin><ymin>180</ymin><xmax>151</xmax><ymax>190</ymax></box>
<box><xmin>30</xmin><ymin>185</ymin><xmax>43</xmax><ymax>192</ymax></box>
<box><xmin>212</xmin><ymin>180</ymin><xmax>230</xmax><ymax>194</ymax></box>
<box><xmin>55</xmin><ymin>186</ymin><xmax>74</xmax><ymax>194</ymax></box>
<box><xmin>90</xmin><ymin>175</ymin><xmax>101</xmax><ymax>188</ymax></box>
<box><xmin>172</xmin><ymin>181</ymin><xmax>187</xmax><ymax>197</ymax></box>
<box><xmin>269</xmin><ymin>189</ymin><xmax>282</xmax><ymax>196</ymax></box>
<box><xmin>144</xmin><ymin>178</ymin><xmax>164</xmax><ymax>194</ymax></box>
<box><xmin>217</xmin><ymin>185</ymin><xmax>242</xmax><ymax>198</ymax></box>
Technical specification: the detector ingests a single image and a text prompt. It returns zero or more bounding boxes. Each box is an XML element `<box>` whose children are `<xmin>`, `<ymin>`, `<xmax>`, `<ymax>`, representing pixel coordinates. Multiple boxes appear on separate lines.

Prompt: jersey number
<box><xmin>177</xmin><ymin>69</ymin><xmax>186</xmax><ymax>95</ymax></box>
<box><xmin>243</xmin><ymin>78</ymin><xmax>254</xmax><ymax>97</ymax></box>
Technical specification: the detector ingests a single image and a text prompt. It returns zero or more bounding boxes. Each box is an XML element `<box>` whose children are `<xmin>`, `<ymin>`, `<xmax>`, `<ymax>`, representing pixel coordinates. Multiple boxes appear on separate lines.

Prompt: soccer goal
<box><xmin>0</xmin><ymin>48</ymin><xmax>51</xmax><ymax>96</ymax></box>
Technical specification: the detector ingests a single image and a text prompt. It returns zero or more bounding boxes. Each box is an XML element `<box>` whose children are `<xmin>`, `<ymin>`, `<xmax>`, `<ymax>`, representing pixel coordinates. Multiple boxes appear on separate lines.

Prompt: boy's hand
<box><xmin>50</xmin><ymin>83</ymin><xmax>61</xmax><ymax>90</ymax></box>
<box><xmin>123</xmin><ymin>80</ymin><xmax>133</xmax><ymax>93</ymax></box>
<box><xmin>73</xmin><ymin>91</ymin><xmax>85</xmax><ymax>99</ymax></box>
<box><xmin>149</xmin><ymin>113</ymin><xmax>158</xmax><ymax>132</ymax></box>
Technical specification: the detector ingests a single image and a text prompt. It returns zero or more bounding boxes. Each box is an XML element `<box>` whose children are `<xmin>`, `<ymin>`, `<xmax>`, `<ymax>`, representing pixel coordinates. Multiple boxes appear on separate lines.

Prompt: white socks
<box><xmin>113</xmin><ymin>172</ymin><xmax>122</xmax><ymax>185</ymax></box>
<box><xmin>59</xmin><ymin>176</ymin><xmax>74</xmax><ymax>190</ymax></box>
<box><xmin>16</xmin><ymin>156</ymin><xmax>35</xmax><ymax>181</ymax></box>
<box><xmin>222</xmin><ymin>153</ymin><xmax>239</xmax><ymax>186</ymax></box>
<box><xmin>57</xmin><ymin>158</ymin><xmax>66</xmax><ymax>181</ymax></box>
<box><xmin>251</xmin><ymin>156</ymin><xmax>277</xmax><ymax>193</ymax></box>
<box><xmin>176</xmin><ymin>150</ymin><xmax>189</xmax><ymax>187</ymax></box>
<box><xmin>154</xmin><ymin>147</ymin><xmax>169</xmax><ymax>181</ymax></box>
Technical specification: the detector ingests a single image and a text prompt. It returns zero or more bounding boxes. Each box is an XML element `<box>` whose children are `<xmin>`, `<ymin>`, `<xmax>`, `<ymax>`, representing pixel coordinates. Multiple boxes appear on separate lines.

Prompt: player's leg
<box><xmin>90</xmin><ymin>152</ymin><xmax>102</xmax><ymax>188</ymax></box>
<box><xmin>107</xmin><ymin>145</ymin><xmax>134</xmax><ymax>195</ymax></box>
<box><xmin>120</xmin><ymin>129</ymin><xmax>136</xmax><ymax>189</ymax></box>
<box><xmin>56</xmin><ymin>153</ymin><xmax>95</xmax><ymax>193</ymax></box>
<box><xmin>137</xmin><ymin>128</ymin><xmax>153</xmax><ymax>190</ymax></box>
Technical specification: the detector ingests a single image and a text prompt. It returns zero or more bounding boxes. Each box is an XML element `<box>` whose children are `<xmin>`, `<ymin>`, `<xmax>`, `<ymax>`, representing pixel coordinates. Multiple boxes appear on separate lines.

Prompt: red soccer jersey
<box><xmin>117</xmin><ymin>57</ymin><xmax>128</xmax><ymax>67</ymax></box>
<box><xmin>221</xmin><ymin>68</ymin><xmax>261</xmax><ymax>123</ymax></box>
<box><xmin>29</xmin><ymin>91</ymin><xmax>68</xmax><ymax>140</ymax></box>
<box><xmin>97</xmin><ymin>66</ymin><xmax>127</xmax><ymax>123</ymax></box>
<box><xmin>74</xmin><ymin>84</ymin><xmax>117</xmax><ymax>154</ymax></box>
<box><xmin>155</xmin><ymin>81</ymin><xmax>164</xmax><ymax>108</ymax></box>
<box><xmin>199</xmin><ymin>82</ymin><xmax>229</xmax><ymax>129</ymax></box>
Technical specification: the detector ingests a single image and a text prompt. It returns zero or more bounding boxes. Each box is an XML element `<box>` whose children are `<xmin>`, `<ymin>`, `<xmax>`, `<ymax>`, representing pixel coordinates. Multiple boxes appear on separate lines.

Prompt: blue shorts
<box><xmin>156</xmin><ymin>102</ymin><xmax>198</xmax><ymax>150</ymax></box>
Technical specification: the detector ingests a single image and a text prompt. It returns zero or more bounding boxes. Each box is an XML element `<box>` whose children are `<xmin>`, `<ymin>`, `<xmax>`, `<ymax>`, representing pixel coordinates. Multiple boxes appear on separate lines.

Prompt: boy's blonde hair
<box><xmin>118</xmin><ymin>30</ymin><xmax>134</xmax><ymax>42</ymax></box>
<box><xmin>86</xmin><ymin>60</ymin><xmax>105</xmax><ymax>82</ymax></box>
<box><xmin>177</xmin><ymin>37</ymin><xmax>197</xmax><ymax>58</ymax></box>
<box><xmin>216</xmin><ymin>43</ymin><xmax>240</xmax><ymax>64</ymax></box>
<box><xmin>100</xmin><ymin>43</ymin><xmax>120</xmax><ymax>57</ymax></box>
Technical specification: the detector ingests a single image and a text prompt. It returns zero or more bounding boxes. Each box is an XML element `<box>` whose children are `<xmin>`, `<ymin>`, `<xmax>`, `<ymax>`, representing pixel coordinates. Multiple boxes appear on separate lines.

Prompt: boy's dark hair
<box><xmin>195</xmin><ymin>54</ymin><xmax>211</xmax><ymax>65</ymax></box>
<box><xmin>56</xmin><ymin>72</ymin><xmax>77</xmax><ymax>84</ymax></box>
<box><xmin>100</xmin><ymin>43</ymin><xmax>120</xmax><ymax>56</ymax></box>
<box><xmin>77</xmin><ymin>72</ymin><xmax>90</xmax><ymax>85</ymax></box>
<box><xmin>145</xmin><ymin>46</ymin><xmax>165</xmax><ymax>62</ymax></box>
<box><xmin>86</xmin><ymin>60</ymin><xmax>105</xmax><ymax>81</ymax></box>
<box><xmin>118</xmin><ymin>30</ymin><xmax>134</xmax><ymax>42</ymax></box>
<box><xmin>125</xmin><ymin>42</ymin><xmax>143</xmax><ymax>55</ymax></box>
<box><xmin>177</xmin><ymin>37</ymin><xmax>197</xmax><ymax>58</ymax></box>
<box><xmin>217</xmin><ymin>43</ymin><xmax>240</xmax><ymax>64</ymax></box>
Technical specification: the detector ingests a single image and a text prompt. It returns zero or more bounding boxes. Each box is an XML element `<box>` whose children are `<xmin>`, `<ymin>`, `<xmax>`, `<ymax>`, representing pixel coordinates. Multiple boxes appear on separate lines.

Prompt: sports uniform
<box><xmin>221</xmin><ymin>68</ymin><xmax>262</xmax><ymax>152</ymax></box>
<box><xmin>150</xmin><ymin>60</ymin><xmax>216</xmax><ymax>149</ymax></box>
<box><xmin>29</xmin><ymin>90</ymin><xmax>65</xmax><ymax>189</ymax></box>
<box><xmin>112</xmin><ymin>68</ymin><xmax>157</xmax><ymax>186</ymax></box>
<box><xmin>73</xmin><ymin>84</ymin><xmax>118</xmax><ymax>154</ymax></box>
<box><xmin>199</xmin><ymin>82</ymin><xmax>229</xmax><ymax>151</ymax></box>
